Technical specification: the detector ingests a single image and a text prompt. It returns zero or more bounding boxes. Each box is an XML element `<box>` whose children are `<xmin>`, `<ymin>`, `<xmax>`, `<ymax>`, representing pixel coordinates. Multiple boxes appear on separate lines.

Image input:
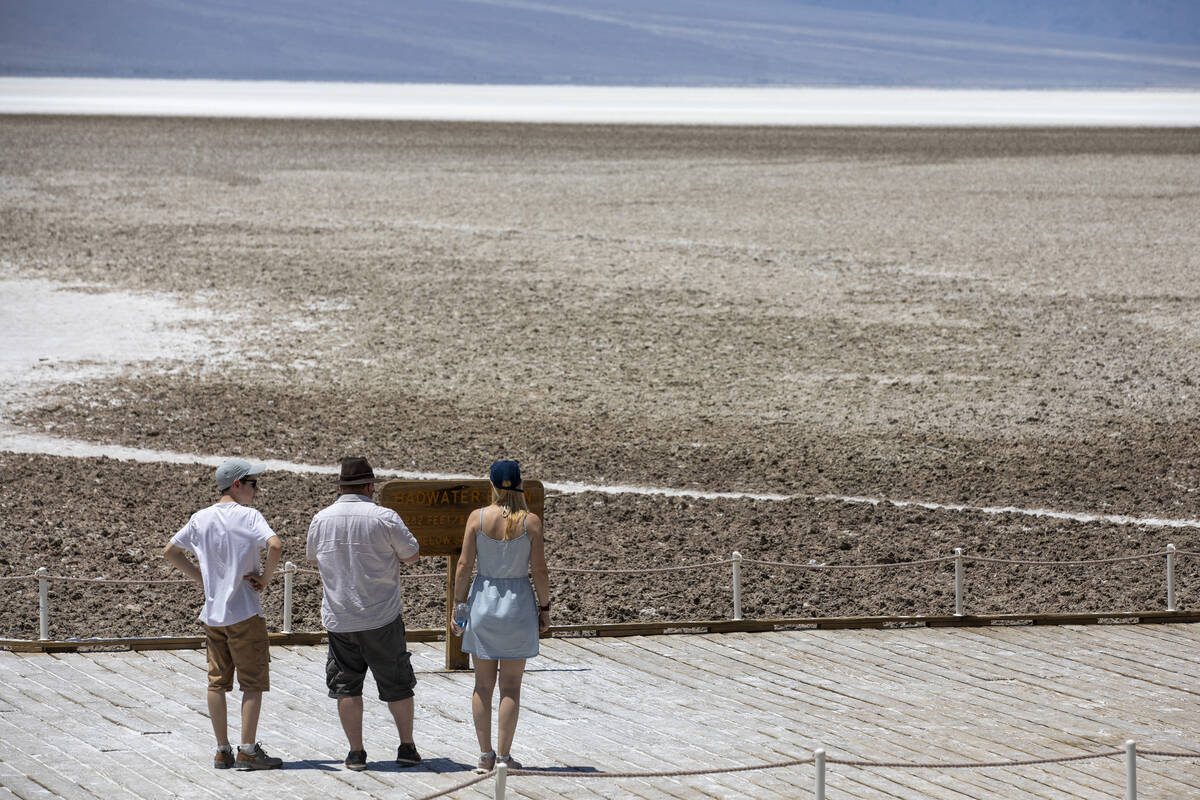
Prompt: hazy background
<box><xmin>1</xmin><ymin>0</ymin><xmax>1198</xmax><ymax>88</ymax></box>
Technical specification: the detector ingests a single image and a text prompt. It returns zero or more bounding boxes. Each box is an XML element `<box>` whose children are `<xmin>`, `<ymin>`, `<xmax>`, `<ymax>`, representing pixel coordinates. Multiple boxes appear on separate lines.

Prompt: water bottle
<box><xmin>453</xmin><ymin>602</ymin><xmax>469</xmax><ymax>635</ymax></box>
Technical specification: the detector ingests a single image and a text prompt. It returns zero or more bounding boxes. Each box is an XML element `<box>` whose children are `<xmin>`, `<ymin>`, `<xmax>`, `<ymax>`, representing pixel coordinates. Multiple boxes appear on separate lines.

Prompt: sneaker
<box><xmin>395</xmin><ymin>742</ymin><xmax>422</xmax><ymax>766</ymax></box>
<box><xmin>344</xmin><ymin>750</ymin><xmax>367</xmax><ymax>771</ymax></box>
<box><xmin>213</xmin><ymin>749</ymin><xmax>235</xmax><ymax>770</ymax></box>
<box><xmin>497</xmin><ymin>754</ymin><xmax>522</xmax><ymax>769</ymax></box>
<box><xmin>235</xmin><ymin>743</ymin><xmax>283</xmax><ymax>771</ymax></box>
<box><xmin>474</xmin><ymin>751</ymin><xmax>496</xmax><ymax>774</ymax></box>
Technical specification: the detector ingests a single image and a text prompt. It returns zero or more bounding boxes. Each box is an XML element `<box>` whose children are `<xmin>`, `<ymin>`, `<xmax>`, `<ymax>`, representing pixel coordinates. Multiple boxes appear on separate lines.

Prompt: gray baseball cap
<box><xmin>215</xmin><ymin>458</ymin><xmax>266</xmax><ymax>491</ymax></box>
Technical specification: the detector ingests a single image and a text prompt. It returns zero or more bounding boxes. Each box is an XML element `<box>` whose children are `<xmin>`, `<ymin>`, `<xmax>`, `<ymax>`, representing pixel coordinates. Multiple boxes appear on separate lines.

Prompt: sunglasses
<box><xmin>241</xmin><ymin>478</ymin><xmax>258</xmax><ymax>488</ymax></box>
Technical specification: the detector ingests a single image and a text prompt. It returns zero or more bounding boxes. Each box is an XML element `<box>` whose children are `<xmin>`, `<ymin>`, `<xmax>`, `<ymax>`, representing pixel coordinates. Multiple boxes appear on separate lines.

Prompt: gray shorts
<box><xmin>325</xmin><ymin>613</ymin><xmax>416</xmax><ymax>702</ymax></box>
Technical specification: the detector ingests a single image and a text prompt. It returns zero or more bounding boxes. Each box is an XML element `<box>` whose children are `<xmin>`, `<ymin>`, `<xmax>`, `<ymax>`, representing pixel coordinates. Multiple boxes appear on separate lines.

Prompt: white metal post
<box><xmin>494</xmin><ymin>758</ymin><xmax>507</xmax><ymax>800</ymax></box>
<box><xmin>954</xmin><ymin>548</ymin><xmax>964</xmax><ymax>616</ymax></box>
<box><xmin>814</xmin><ymin>747</ymin><xmax>826</xmax><ymax>800</ymax></box>
<box><xmin>1125</xmin><ymin>740</ymin><xmax>1137</xmax><ymax>800</ymax></box>
<box><xmin>36</xmin><ymin>567</ymin><xmax>49</xmax><ymax>641</ymax></box>
<box><xmin>1166</xmin><ymin>544</ymin><xmax>1176</xmax><ymax>612</ymax></box>
<box><xmin>282</xmin><ymin>561</ymin><xmax>295</xmax><ymax>634</ymax></box>
<box><xmin>732</xmin><ymin>551</ymin><xmax>743</xmax><ymax>621</ymax></box>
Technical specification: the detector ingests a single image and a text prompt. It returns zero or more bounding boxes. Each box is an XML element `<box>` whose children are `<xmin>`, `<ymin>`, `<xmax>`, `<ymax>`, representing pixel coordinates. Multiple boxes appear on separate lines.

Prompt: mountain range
<box><xmin>1</xmin><ymin>0</ymin><xmax>1197</xmax><ymax>87</ymax></box>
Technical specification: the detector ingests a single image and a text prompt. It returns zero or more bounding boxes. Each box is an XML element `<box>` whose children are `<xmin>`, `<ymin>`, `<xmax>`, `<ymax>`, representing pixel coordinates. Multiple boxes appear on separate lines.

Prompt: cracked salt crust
<box><xmin>0</xmin><ymin>273</ymin><xmax>228</xmax><ymax>418</ymax></box>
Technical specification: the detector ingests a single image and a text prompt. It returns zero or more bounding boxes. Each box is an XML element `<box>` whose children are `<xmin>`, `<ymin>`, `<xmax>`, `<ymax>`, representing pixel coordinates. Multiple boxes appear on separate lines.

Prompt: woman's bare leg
<box><xmin>471</xmin><ymin>657</ymin><xmax>498</xmax><ymax>753</ymax></box>
<box><xmin>496</xmin><ymin>659</ymin><xmax>526</xmax><ymax>757</ymax></box>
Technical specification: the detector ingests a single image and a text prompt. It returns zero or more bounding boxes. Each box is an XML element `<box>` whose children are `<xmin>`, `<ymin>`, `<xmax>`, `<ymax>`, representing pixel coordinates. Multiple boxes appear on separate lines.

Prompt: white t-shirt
<box><xmin>307</xmin><ymin>494</ymin><xmax>420</xmax><ymax>633</ymax></box>
<box><xmin>171</xmin><ymin>502</ymin><xmax>277</xmax><ymax>627</ymax></box>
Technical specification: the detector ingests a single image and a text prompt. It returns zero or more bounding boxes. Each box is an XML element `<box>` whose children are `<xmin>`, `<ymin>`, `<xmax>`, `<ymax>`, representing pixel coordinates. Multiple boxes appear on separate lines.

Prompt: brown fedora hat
<box><xmin>337</xmin><ymin>456</ymin><xmax>376</xmax><ymax>486</ymax></box>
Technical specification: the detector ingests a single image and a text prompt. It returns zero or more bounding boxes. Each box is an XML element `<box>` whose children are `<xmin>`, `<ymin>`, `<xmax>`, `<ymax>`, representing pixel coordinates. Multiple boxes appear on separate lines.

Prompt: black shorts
<box><xmin>325</xmin><ymin>613</ymin><xmax>417</xmax><ymax>702</ymax></box>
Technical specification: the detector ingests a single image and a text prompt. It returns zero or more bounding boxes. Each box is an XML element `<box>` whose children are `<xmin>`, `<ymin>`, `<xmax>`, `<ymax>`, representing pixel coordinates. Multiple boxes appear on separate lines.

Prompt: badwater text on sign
<box><xmin>396</xmin><ymin>487</ymin><xmax>491</xmax><ymax>507</ymax></box>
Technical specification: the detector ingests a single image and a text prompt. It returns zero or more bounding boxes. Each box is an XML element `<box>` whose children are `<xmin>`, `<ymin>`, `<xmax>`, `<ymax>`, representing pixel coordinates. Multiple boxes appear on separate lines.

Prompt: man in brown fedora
<box><xmin>307</xmin><ymin>456</ymin><xmax>422</xmax><ymax>771</ymax></box>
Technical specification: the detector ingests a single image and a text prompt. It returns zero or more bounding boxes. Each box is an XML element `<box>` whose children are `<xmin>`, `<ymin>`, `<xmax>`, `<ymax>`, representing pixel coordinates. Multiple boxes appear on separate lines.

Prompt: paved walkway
<box><xmin>2</xmin><ymin>625</ymin><xmax>1199</xmax><ymax>799</ymax></box>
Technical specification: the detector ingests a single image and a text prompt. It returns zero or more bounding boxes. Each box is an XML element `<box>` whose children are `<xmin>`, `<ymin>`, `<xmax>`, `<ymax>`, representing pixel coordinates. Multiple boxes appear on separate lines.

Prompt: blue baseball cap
<box><xmin>489</xmin><ymin>460</ymin><xmax>522</xmax><ymax>491</ymax></box>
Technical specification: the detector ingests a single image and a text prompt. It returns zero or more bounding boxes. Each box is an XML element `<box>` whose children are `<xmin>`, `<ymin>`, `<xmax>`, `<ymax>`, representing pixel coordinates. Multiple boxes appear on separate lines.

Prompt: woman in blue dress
<box><xmin>451</xmin><ymin>460</ymin><xmax>550</xmax><ymax>773</ymax></box>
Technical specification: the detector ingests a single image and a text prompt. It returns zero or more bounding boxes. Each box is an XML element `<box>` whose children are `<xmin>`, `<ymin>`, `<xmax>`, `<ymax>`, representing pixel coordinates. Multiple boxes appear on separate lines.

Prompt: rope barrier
<box><xmin>551</xmin><ymin>558</ymin><xmax>733</xmax><ymax>574</ymax></box>
<box><xmin>506</xmin><ymin>755</ymin><xmax>817</xmax><ymax>779</ymax></box>
<box><xmin>3</xmin><ymin>546</ymin><xmax>1194</xmax><ymax>585</ymax></box>
<box><xmin>827</xmin><ymin>749</ymin><xmax>1124</xmax><ymax>768</ymax></box>
<box><xmin>504</xmin><ymin>748</ymin><xmax>1200</xmax><ymax>777</ymax></box>
<box><xmin>0</xmin><ymin>570</ymin><xmax>447</xmax><ymax>584</ymax></box>
<box><xmin>967</xmin><ymin>552</ymin><xmax>1168</xmax><ymax>566</ymax></box>
<box><xmin>742</xmin><ymin>556</ymin><xmax>953</xmax><ymax>571</ymax></box>
<box><xmin>411</xmin><ymin>746</ymin><xmax>1200</xmax><ymax>799</ymax></box>
<box><xmin>7</xmin><ymin>542</ymin><xmax>1197</xmax><ymax>644</ymax></box>
<box><xmin>46</xmin><ymin>575</ymin><xmax>192</xmax><ymax>584</ymax></box>
<box><xmin>413</xmin><ymin>757</ymin><xmax>821</xmax><ymax>799</ymax></box>
<box><xmin>411</xmin><ymin>771</ymin><xmax>494</xmax><ymax>800</ymax></box>
<box><xmin>550</xmin><ymin>547</ymin><xmax>1189</xmax><ymax>574</ymax></box>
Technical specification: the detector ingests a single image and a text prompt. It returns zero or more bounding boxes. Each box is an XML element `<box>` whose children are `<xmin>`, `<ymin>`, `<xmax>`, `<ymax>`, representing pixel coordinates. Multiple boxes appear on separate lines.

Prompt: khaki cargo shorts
<box><xmin>205</xmin><ymin>614</ymin><xmax>270</xmax><ymax>692</ymax></box>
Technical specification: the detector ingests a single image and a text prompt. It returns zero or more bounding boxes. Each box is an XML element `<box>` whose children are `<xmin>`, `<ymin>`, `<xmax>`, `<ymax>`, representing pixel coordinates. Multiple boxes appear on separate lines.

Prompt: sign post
<box><xmin>378</xmin><ymin>478</ymin><xmax>545</xmax><ymax>670</ymax></box>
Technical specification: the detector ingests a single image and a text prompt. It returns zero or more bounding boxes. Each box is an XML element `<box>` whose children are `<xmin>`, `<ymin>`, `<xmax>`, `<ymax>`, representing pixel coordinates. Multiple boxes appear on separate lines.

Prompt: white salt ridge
<box><xmin>820</xmin><ymin>494</ymin><xmax>1200</xmax><ymax>531</ymax></box>
<box><xmin>2</xmin><ymin>78</ymin><xmax>1199</xmax><ymax>126</ymax></box>
<box><xmin>1</xmin><ymin>427</ymin><xmax>1195</xmax><ymax>529</ymax></box>
<box><xmin>0</xmin><ymin>428</ymin><xmax>788</xmax><ymax>500</ymax></box>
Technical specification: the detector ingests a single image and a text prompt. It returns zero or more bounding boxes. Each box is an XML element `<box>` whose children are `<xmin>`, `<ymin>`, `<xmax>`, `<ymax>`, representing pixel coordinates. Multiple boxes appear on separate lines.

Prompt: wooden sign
<box><xmin>378</xmin><ymin>479</ymin><xmax>545</xmax><ymax>556</ymax></box>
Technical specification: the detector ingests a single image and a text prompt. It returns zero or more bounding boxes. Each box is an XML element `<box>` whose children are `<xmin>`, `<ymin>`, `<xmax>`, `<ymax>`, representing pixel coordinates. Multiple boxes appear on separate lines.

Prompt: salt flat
<box><xmin>2</xmin><ymin>625</ymin><xmax>1199</xmax><ymax>799</ymax></box>
<box><xmin>2</xmin><ymin>79</ymin><xmax>1199</xmax><ymax>125</ymax></box>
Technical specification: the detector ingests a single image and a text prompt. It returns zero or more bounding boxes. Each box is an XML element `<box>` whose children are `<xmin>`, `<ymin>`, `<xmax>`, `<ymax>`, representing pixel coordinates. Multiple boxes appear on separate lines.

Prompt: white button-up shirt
<box><xmin>307</xmin><ymin>494</ymin><xmax>420</xmax><ymax>633</ymax></box>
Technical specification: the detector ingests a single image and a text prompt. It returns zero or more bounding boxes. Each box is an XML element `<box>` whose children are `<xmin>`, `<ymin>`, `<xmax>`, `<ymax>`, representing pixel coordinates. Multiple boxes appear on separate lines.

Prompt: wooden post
<box><xmin>446</xmin><ymin>551</ymin><xmax>470</xmax><ymax>670</ymax></box>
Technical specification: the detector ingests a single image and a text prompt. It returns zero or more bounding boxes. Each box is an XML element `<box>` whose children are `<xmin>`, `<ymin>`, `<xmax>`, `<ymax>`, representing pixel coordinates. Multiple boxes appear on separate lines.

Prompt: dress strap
<box><xmin>479</xmin><ymin>508</ymin><xmax>486</xmax><ymax>535</ymax></box>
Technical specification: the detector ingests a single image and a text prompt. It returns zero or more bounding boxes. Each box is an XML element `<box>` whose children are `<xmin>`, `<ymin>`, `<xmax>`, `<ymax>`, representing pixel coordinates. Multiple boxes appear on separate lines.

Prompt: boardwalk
<box><xmin>2</xmin><ymin>624</ymin><xmax>1199</xmax><ymax>799</ymax></box>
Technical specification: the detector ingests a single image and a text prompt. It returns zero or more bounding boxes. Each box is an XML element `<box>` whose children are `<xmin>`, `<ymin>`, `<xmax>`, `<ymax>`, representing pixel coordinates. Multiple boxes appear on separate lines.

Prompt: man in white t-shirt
<box><xmin>307</xmin><ymin>456</ymin><xmax>421</xmax><ymax>771</ymax></box>
<box><xmin>164</xmin><ymin>457</ymin><xmax>284</xmax><ymax>771</ymax></box>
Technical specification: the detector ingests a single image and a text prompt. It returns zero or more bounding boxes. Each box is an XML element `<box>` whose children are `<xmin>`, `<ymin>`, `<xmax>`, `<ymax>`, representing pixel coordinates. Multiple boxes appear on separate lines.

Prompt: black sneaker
<box><xmin>395</xmin><ymin>742</ymin><xmax>422</xmax><ymax>766</ymax></box>
<box><xmin>345</xmin><ymin>749</ymin><xmax>367</xmax><ymax>771</ymax></box>
<box><xmin>235</xmin><ymin>743</ymin><xmax>283</xmax><ymax>770</ymax></box>
<box><xmin>213</xmin><ymin>749</ymin><xmax>235</xmax><ymax>769</ymax></box>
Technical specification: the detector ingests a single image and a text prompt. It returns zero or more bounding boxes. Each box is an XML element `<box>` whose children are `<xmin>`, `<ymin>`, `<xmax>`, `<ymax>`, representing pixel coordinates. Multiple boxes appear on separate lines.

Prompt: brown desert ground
<box><xmin>1</xmin><ymin>117</ymin><xmax>1198</xmax><ymax>640</ymax></box>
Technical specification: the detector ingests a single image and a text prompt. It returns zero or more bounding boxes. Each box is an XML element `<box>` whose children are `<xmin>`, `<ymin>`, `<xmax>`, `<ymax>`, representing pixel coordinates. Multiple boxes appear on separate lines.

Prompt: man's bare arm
<box><xmin>163</xmin><ymin>543</ymin><xmax>202</xmax><ymax>584</ymax></box>
<box><xmin>245</xmin><ymin>535</ymin><xmax>283</xmax><ymax>591</ymax></box>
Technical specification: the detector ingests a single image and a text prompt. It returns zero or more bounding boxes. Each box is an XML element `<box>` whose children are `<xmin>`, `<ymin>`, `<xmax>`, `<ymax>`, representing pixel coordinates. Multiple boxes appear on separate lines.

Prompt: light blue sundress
<box><xmin>460</xmin><ymin>513</ymin><xmax>539</xmax><ymax>660</ymax></box>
